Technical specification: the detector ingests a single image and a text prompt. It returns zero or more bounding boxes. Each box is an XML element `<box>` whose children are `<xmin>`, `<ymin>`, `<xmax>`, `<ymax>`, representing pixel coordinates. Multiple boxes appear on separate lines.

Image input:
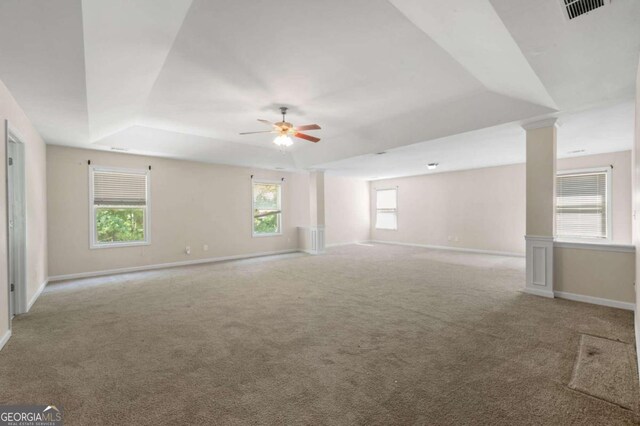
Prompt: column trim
<box><xmin>525</xmin><ymin>235</ymin><xmax>554</xmax><ymax>242</ymax></box>
<box><xmin>525</xmin><ymin>234</ymin><xmax>554</xmax><ymax>298</ymax></box>
<box><xmin>522</xmin><ymin>117</ymin><xmax>559</xmax><ymax>130</ymax></box>
<box><xmin>298</xmin><ymin>226</ymin><xmax>326</xmax><ymax>255</ymax></box>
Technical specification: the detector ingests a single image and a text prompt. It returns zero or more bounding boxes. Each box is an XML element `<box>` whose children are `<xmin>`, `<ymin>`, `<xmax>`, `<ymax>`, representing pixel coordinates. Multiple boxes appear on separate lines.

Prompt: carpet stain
<box><xmin>569</xmin><ymin>334</ymin><xmax>639</xmax><ymax>411</ymax></box>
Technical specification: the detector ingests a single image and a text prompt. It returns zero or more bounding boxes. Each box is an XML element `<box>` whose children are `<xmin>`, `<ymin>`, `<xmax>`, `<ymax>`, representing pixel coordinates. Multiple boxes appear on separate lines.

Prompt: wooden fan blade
<box><xmin>294</xmin><ymin>132</ymin><xmax>320</xmax><ymax>143</ymax></box>
<box><xmin>239</xmin><ymin>130</ymin><xmax>276</xmax><ymax>135</ymax></box>
<box><xmin>294</xmin><ymin>124</ymin><xmax>321</xmax><ymax>131</ymax></box>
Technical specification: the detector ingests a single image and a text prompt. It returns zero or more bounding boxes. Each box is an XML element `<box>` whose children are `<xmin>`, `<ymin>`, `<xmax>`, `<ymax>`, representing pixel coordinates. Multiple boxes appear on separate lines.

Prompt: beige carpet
<box><xmin>569</xmin><ymin>334</ymin><xmax>639</xmax><ymax>410</ymax></box>
<box><xmin>0</xmin><ymin>243</ymin><xmax>638</xmax><ymax>425</ymax></box>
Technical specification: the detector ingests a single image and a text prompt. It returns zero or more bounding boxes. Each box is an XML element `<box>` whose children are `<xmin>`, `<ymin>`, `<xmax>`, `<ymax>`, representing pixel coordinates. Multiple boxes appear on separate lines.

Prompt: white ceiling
<box><xmin>0</xmin><ymin>0</ymin><xmax>638</xmax><ymax>176</ymax></box>
<box><xmin>319</xmin><ymin>101</ymin><xmax>635</xmax><ymax>179</ymax></box>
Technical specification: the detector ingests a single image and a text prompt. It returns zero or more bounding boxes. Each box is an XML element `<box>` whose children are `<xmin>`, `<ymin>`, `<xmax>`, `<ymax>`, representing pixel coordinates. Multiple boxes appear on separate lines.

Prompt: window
<box><xmin>253</xmin><ymin>180</ymin><xmax>282</xmax><ymax>236</ymax></box>
<box><xmin>556</xmin><ymin>168</ymin><xmax>611</xmax><ymax>240</ymax></box>
<box><xmin>90</xmin><ymin>166</ymin><xmax>150</xmax><ymax>248</ymax></box>
<box><xmin>376</xmin><ymin>188</ymin><xmax>397</xmax><ymax>230</ymax></box>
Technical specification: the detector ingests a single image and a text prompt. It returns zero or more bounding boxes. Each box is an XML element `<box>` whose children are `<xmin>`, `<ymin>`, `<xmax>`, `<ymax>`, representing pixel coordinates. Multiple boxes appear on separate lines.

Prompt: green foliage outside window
<box><xmin>253</xmin><ymin>183</ymin><xmax>281</xmax><ymax>234</ymax></box>
<box><xmin>254</xmin><ymin>212</ymin><xmax>279</xmax><ymax>234</ymax></box>
<box><xmin>96</xmin><ymin>208</ymin><xmax>145</xmax><ymax>243</ymax></box>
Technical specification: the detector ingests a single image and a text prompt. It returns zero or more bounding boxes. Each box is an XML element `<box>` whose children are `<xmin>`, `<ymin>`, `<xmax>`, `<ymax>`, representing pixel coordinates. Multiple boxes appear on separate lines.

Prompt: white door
<box><xmin>7</xmin><ymin>140</ymin><xmax>16</xmax><ymax>318</ymax></box>
<box><xmin>7</xmin><ymin>135</ymin><xmax>25</xmax><ymax>318</ymax></box>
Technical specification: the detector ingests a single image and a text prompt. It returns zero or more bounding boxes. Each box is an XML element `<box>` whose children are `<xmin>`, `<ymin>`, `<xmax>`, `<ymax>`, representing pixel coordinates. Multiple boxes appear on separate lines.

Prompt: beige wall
<box><xmin>555</xmin><ymin>247</ymin><xmax>635</xmax><ymax>303</ymax></box>
<box><xmin>370</xmin><ymin>151</ymin><xmax>632</xmax><ymax>255</ymax></box>
<box><xmin>371</xmin><ymin>163</ymin><xmax>526</xmax><ymax>254</ymax></box>
<box><xmin>47</xmin><ymin>146</ymin><xmax>310</xmax><ymax>278</ymax></box>
<box><xmin>0</xmin><ymin>78</ymin><xmax>48</xmax><ymax>341</ymax></box>
<box><xmin>325</xmin><ymin>175</ymin><xmax>370</xmax><ymax>245</ymax></box>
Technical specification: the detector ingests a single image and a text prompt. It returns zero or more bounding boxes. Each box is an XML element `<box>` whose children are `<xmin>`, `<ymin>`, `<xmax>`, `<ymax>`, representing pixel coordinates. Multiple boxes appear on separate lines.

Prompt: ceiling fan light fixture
<box><xmin>241</xmin><ymin>106</ymin><xmax>321</xmax><ymax>144</ymax></box>
<box><xmin>274</xmin><ymin>135</ymin><xmax>293</xmax><ymax>147</ymax></box>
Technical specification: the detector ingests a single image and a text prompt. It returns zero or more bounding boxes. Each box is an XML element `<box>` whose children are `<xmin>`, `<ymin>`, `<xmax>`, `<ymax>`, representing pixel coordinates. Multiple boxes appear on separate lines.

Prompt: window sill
<box><xmin>554</xmin><ymin>239</ymin><xmax>634</xmax><ymax>253</ymax></box>
<box><xmin>252</xmin><ymin>232</ymin><xmax>283</xmax><ymax>238</ymax></box>
<box><xmin>90</xmin><ymin>241</ymin><xmax>150</xmax><ymax>250</ymax></box>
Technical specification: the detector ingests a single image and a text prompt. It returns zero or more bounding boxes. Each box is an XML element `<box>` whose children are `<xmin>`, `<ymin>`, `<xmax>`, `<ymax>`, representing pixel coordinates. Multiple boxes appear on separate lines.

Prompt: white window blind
<box><xmin>93</xmin><ymin>170</ymin><xmax>147</xmax><ymax>206</ymax></box>
<box><xmin>376</xmin><ymin>188</ymin><xmax>397</xmax><ymax>230</ymax></box>
<box><xmin>556</xmin><ymin>170</ymin><xmax>609</xmax><ymax>240</ymax></box>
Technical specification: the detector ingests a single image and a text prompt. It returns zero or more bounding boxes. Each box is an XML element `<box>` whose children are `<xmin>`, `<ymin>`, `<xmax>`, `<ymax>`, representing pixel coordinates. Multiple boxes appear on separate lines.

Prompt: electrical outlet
<box><xmin>185</xmin><ymin>246</ymin><xmax>191</xmax><ymax>255</ymax></box>
<box><xmin>203</xmin><ymin>244</ymin><xmax>208</xmax><ymax>252</ymax></box>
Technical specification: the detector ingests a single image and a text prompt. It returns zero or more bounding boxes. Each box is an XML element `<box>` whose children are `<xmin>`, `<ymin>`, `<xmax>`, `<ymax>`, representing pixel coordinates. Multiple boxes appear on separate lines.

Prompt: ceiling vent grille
<box><xmin>562</xmin><ymin>0</ymin><xmax>609</xmax><ymax>20</ymax></box>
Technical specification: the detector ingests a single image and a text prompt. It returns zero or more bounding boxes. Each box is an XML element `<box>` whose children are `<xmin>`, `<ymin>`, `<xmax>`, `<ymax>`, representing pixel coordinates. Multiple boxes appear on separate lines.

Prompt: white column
<box><xmin>307</xmin><ymin>170</ymin><xmax>325</xmax><ymax>254</ymax></box>
<box><xmin>523</xmin><ymin>118</ymin><xmax>557</xmax><ymax>298</ymax></box>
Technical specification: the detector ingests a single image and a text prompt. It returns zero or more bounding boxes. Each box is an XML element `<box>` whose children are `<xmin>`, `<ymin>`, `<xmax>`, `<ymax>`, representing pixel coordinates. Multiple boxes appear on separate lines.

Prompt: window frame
<box><xmin>251</xmin><ymin>179</ymin><xmax>283</xmax><ymax>238</ymax></box>
<box><xmin>89</xmin><ymin>165</ymin><xmax>151</xmax><ymax>249</ymax></box>
<box><xmin>555</xmin><ymin>166</ymin><xmax>612</xmax><ymax>242</ymax></box>
<box><xmin>375</xmin><ymin>187</ymin><xmax>398</xmax><ymax>231</ymax></box>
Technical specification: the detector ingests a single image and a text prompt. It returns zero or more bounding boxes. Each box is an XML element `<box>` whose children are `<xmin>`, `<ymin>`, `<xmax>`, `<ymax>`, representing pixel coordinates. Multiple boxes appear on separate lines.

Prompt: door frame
<box><xmin>5</xmin><ymin>120</ymin><xmax>27</xmax><ymax>320</ymax></box>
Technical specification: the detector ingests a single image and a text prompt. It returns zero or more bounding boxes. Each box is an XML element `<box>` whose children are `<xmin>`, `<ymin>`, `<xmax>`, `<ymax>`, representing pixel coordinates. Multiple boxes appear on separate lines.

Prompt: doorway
<box><xmin>6</xmin><ymin>122</ymin><xmax>26</xmax><ymax>320</ymax></box>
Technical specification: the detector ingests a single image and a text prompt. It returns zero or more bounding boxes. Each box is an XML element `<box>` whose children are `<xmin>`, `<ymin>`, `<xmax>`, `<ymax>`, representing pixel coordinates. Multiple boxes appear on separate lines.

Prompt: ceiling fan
<box><xmin>239</xmin><ymin>107</ymin><xmax>321</xmax><ymax>147</ymax></box>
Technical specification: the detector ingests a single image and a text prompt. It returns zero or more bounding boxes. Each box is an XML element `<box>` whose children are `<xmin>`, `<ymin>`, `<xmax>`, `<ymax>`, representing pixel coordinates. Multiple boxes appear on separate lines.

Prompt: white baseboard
<box><xmin>326</xmin><ymin>241</ymin><xmax>368</xmax><ymax>248</ymax></box>
<box><xmin>27</xmin><ymin>279</ymin><xmax>48</xmax><ymax>312</ymax></box>
<box><xmin>554</xmin><ymin>291</ymin><xmax>635</xmax><ymax>311</ymax></box>
<box><xmin>301</xmin><ymin>249</ymin><xmax>326</xmax><ymax>254</ymax></box>
<box><xmin>370</xmin><ymin>240</ymin><xmax>525</xmax><ymax>258</ymax></box>
<box><xmin>48</xmin><ymin>249</ymin><xmax>301</xmax><ymax>282</ymax></box>
<box><xmin>523</xmin><ymin>287</ymin><xmax>555</xmax><ymax>298</ymax></box>
<box><xmin>0</xmin><ymin>329</ymin><xmax>11</xmax><ymax>352</ymax></box>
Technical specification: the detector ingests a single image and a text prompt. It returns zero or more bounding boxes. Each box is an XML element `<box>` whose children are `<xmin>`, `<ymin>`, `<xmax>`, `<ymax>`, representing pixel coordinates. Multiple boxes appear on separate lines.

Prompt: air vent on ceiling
<box><xmin>562</xmin><ymin>0</ymin><xmax>609</xmax><ymax>20</ymax></box>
